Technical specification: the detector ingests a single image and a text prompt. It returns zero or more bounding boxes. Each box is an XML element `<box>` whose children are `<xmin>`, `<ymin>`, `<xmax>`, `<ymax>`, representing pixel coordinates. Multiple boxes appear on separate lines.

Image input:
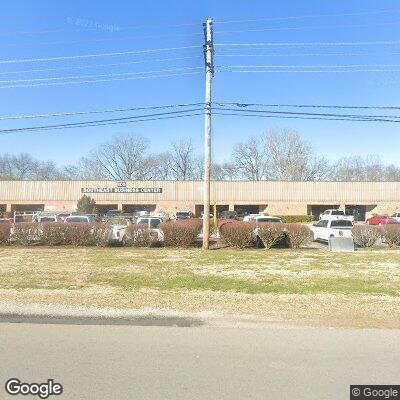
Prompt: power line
<box><xmin>0</xmin><ymin>56</ymin><xmax>203</xmax><ymax>75</ymax></box>
<box><xmin>212</xmin><ymin>107</ymin><xmax>400</xmax><ymax>121</ymax></box>
<box><xmin>218</xmin><ymin>64</ymin><xmax>400</xmax><ymax>68</ymax></box>
<box><xmin>0</xmin><ymin>112</ymin><xmax>204</xmax><ymax>134</ymax></box>
<box><xmin>218</xmin><ymin>68</ymin><xmax>400</xmax><ymax>73</ymax></box>
<box><xmin>0</xmin><ymin>45</ymin><xmax>201</xmax><ymax>64</ymax></box>
<box><xmin>5</xmin><ymin>31</ymin><xmax>204</xmax><ymax>48</ymax></box>
<box><xmin>214</xmin><ymin>21</ymin><xmax>400</xmax><ymax>35</ymax></box>
<box><xmin>215</xmin><ymin>102</ymin><xmax>400</xmax><ymax>110</ymax></box>
<box><xmin>217</xmin><ymin>51</ymin><xmax>400</xmax><ymax>57</ymax></box>
<box><xmin>215</xmin><ymin>41</ymin><xmax>400</xmax><ymax>47</ymax></box>
<box><xmin>0</xmin><ymin>108</ymin><xmax>205</xmax><ymax>133</ymax></box>
<box><xmin>0</xmin><ymin>71</ymin><xmax>202</xmax><ymax>89</ymax></box>
<box><xmin>0</xmin><ymin>21</ymin><xmax>201</xmax><ymax>37</ymax></box>
<box><xmin>0</xmin><ymin>67</ymin><xmax>204</xmax><ymax>84</ymax></box>
<box><xmin>214</xmin><ymin>9</ymin><xmax>399</xmax><ymax>24</ymax></box>
<box><xmin>0</xmin><ymin>102</ymin><xmax>204</xmax><ymax>121</ymax></box>
<box><xmin>212</xmin><ymin>111</ymin><xmax>400</xmax><ymax>123</ymax></box>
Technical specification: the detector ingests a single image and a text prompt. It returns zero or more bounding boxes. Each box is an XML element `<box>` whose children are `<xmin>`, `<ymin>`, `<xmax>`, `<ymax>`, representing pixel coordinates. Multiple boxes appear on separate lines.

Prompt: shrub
<box><xmin>160</xmin><ymin>219</ymin><xmax>203</xmax><ymax>247</ymax></box>
<box><xmin>219</xmin><ymin>221</ymin><xmax>256</xmax><ymax>248</ymax></box>
<box><xmin>257</xmin><ymin>223</ymin><xmax>285</xmax><ymax>249</ymax></box>
<box><xmin>9</xmin><ymin>223</ymin><xmax>42</xmax><ymax>246</ymax></box>
<box><xmin>62</xmin><ymin>223</ymin><xmax>97</xmax><ymax>246</ymax></box>
<box><xmin>0</xmin><ymin>224</ymin><xmax>11</xmax><ymax>244</ymax></box>
<box><xmin>351</xmin><ymin>225</ymin><xmax>381</xmax><ymax>248</ymax></box>
<box><xmin>279</xmin><ymin>215</ymin><xmax>315</xmax><ymax>223</ymax></box>
<box><xmin>283</xmin><ymin>223</ymin><xmax>312</xmax><ymax>249</ymax></box>
<box><xmin>125</xmin><ymin>225</ymin><xmax>157</xmax><ymax>247</ymax></box>
<box><xmin>41</xmin><ymin>222</ymin><xmax>68</xmax><ymax>246</ymax></box>
<box><xmin>381</xmin><ymin>225</ymin><xmax>400</xmax><ymax>248</ymax></box>
<box><xmin>91</xmin><ymin>223</ymin><xmax>113</xmax><ymax>247</ymax></box>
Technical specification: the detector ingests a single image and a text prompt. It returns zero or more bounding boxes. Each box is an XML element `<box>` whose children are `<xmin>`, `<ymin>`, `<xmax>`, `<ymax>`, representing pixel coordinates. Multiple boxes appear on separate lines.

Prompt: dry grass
<box><xmin>0</xmin><ymin>247</ymin><xmax>399</xmax><ymax>328</ymax></box>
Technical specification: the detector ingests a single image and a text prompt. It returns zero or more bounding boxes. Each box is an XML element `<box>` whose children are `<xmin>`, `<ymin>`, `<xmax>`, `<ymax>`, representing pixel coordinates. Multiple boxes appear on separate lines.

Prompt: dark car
<box><xmin>175</xmin><ymin>211</ymin><xmax>193</xmax><ymax>220</ymax></box>
<box><xmin>218</xmin><ymin>210</ymin><xmax>238</xmax><ymax>220</ymax></box>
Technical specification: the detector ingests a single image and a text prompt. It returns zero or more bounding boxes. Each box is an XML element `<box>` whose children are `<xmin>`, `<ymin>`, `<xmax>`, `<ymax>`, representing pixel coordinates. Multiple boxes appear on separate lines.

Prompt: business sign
<box><xmin>81</xmin><ymin>186</ymin><xmax>162</xmax><ymax>194</ymax></box>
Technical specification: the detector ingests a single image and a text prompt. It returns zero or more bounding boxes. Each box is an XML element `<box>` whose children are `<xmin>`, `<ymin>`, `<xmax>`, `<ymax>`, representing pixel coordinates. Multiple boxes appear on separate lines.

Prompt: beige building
<box><xmin>1</xmin><ymin>180</ymin><xmax>400</xmax><ymax>220</ymax></box>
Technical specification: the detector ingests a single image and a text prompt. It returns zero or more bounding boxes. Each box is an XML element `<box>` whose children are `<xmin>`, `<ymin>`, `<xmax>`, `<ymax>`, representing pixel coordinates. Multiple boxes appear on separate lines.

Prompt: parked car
<box><xmin>311</xmin><ymin>219</ymin><xmax>353</xmax><ymax>242</ymax></box>
<box><xmin>320</xmin><ymin>209</ymin><xmax>354</xmax><ymax>222</ymax></box>
<box><xmin>252</xmin><ymin>216</ymin><xmax>283</xmax><ymax>247</ymax></box>
<box><xmin>136</xmin><ymin>217</ymin><xmax>164</xmax><ymax>241</ymax></box>
<box><xmin>56</xmin><ymin>213</ymin><xmax>71</xmax><ymax>221</ymax></box>
<box><xmin>218</xmin><ymin>210</ymin><xmax>238</xmax><ymax>220</ymax></box>
<box><xmin>244</xmin><ymin>215</ymin><xmax>282</xmax><ymax>223</ymax></box>
<box><xmin>366</xmin><ymin>215</ymin><xmax>397</xmax><ymax>225</ymax></box>
<box><xmin>64</xmin><ymin>215</ymin><xmax>96</xmax><ymax>223</ymax></box>
<box><xmin>105</xmin><ymin>210</ymin><xmax>121</xmax><ymax>218</ymax></box>
<box><xmin>390</xmin><ymin>212</ymin><xmax>400</xmax><ymax>223</ymax></box>
<box><xmin>175</xmin><ymin>210</ymin><xmax>193</xmax><ymax>220</ymax></box>
<box><xmin>107</xmin><ymin>217</ymin><xmax>129</xmax><ymax>246</ymax></box>
<box><xmin>136</xmin><ymin>217</ymin><xmax>163</xmax><ymax>229</ymax></box>
<box><xmin>32</xmin><ymin>214</ymin><xmax>58</xmax><ymax>223</ymax></box>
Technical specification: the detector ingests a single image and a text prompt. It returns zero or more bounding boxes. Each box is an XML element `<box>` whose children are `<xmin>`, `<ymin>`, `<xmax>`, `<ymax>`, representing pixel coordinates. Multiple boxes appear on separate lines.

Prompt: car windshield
<box><xmin>331</xmin><ymin>220</ymin><xmax>353</xmax><ymax>228</ymax></box>
<box><xmin>257</xmin><ymin>218</ymin><xmax>281</xmax><ymax>223</ymax></box>
<box><xmin>66</xmin><ymin>217</ymin><xmax>87</xmax><ymax>223</ymax></box>
<box><xmin>176</xmin><ymin>212</ymin><xmax>190</xmax><ymax>217</ymax></box>
<box><xmin>331</xmin><ymin>210</ymin><xmax>345</xmax><ymax>216</ymax></box>
<box><xmin>40</xmin><ymin>217</ymin><xmax>56</xmax><ymax>222</ymax></box>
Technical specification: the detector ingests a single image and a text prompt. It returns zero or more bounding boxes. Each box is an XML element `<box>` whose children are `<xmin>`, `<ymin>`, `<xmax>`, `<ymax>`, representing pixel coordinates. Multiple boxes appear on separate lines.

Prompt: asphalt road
<box><xmin>0</xmin><ymin>320</ymin><xmax>399</xmax><ymax>400</ymax></box>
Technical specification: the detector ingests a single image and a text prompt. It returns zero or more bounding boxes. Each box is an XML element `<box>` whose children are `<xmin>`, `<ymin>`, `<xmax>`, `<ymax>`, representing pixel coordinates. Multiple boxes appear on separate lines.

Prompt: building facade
<box><xmin>1</xmin><ymin>180</ymin><xmax>400</xmax><ymax>220</ymax></box>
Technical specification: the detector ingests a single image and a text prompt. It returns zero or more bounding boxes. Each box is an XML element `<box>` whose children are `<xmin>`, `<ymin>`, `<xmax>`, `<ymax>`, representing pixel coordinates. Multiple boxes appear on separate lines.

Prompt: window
<box><xmin>331</xmin><ymin>210</ymin><xmax>345</xmax><ymax>216</ymax></box>
<box><xmin>150</xmin><ymin>219</ymin><xmax>161</xmax><ymax>228</ymax></box>
<box><xmin>66</xmin><ymin>217</ymin><xmax>87</xmax><ymax>223</ymax></box>
<box><xmin>316</xmin><ymin>220</ymin><xmax>328</xmax><ymax>228</ymax></box>
<box><xmin>331</xmin><ymin>220</ymin><xmax>353</xmax><ymax>228</ymax></box>
<box><xmin>137</xmin><ymin>218</ymin><xmax>149</xmax><ymax>225</ymax></box>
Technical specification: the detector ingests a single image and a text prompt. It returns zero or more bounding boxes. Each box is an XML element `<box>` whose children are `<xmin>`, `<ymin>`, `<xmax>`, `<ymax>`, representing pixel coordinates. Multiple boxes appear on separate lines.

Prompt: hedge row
<box><xmin>352</xmin><ymin>224</ymin><xmax>400</xmax><ymax>248</ymax></box>
<box><xmin>1</xmin><ymin>222</ymin><xmax>112</xmax><ymax>246</ymax></box>
<box><xmin>278</xmin><ymin>215</ymin><xmax>316</xmax><ymax>223</ymax></box>
<box><xmin>219</xmin><ymin>220</ymin><xmax>312</xmax><ymax>249</ymax></box>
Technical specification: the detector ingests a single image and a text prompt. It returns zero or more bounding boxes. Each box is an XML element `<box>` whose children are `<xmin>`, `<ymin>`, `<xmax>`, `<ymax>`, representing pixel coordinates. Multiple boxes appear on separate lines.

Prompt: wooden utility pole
<box><xmin>202</xmin><ymin>18</ymin><xmax>214</xmax><ymax>250</ymax></box>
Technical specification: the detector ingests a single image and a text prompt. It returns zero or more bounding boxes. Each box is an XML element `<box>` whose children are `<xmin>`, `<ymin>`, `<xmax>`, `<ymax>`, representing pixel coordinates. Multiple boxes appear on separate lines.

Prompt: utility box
<box><xmin>328</xmin><ymin>237</ymin><xmax>355</xmax><ymax>252</ymax></box>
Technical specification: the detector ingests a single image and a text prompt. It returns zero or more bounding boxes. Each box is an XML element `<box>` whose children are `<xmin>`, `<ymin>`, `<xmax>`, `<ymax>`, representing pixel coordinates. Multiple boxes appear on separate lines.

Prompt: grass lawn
<box><xmin>0</xmin><ymin>247</ymin><xmax>399</xmax><ymax>328</ymax></box>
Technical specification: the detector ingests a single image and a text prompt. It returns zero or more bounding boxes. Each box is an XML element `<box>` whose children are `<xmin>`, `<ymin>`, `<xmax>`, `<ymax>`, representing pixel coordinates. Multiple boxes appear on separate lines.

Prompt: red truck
<box><xmin>366</xmin><ymin>215</ymin><xmax>397</xmax><ymax>225</ymax></box>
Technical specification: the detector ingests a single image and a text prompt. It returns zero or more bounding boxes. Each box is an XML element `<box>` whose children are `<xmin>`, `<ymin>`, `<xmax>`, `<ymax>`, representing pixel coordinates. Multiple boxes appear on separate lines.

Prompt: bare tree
<box><xmin>87</xmin><ymin>134</ymin><xmax>151</xmax><ymax>180</ymax></box>
<box><xmin>331</xmin><ymin>155</ymin><xmax>400</xmax><ymax>181</ymax></box>
<box><xmin>263</xmin><ymin>129</ymin><xmax>330</xmax><ymax>181</ymax></box>
<box><xmin>147</xmin><ymin>152</ymin><xmax>173</xmax><ymax>180</ymax></box>
<box><xmin>232</xmin><ymin>136</ymin><xmax>267</xmax><ymax>180</ymax></box>
<box><xmin>212</xmin><ymin>162</ymin><xmax>237</xmax><ymax>180</ymax></box>
<box><xmin>169</xmin><ymin>139</ymin><xmax>196</xmax><ymax>180</ymax></box>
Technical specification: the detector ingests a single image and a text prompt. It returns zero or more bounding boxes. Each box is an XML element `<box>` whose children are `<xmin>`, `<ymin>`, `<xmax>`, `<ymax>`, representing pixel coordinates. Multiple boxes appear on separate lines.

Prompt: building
<box><xmin>1</xmin><ymin>180</ymin><xmax>400</xmax><ymax>220</ymax></box>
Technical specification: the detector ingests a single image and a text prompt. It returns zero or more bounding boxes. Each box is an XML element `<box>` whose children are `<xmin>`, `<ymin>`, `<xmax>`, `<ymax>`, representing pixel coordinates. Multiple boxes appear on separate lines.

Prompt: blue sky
<box><xmin>1</xmin><ymin>0</ymin><xmax>400</xmax><ymax>166</ymax></box>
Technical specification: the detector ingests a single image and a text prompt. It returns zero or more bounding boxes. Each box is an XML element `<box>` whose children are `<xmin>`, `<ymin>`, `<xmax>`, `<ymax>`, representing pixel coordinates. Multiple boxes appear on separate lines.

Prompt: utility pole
<box><xmin>202</xmin><ymin>17</ymin><xmax>214</xmax><ymax>250</ymax></box>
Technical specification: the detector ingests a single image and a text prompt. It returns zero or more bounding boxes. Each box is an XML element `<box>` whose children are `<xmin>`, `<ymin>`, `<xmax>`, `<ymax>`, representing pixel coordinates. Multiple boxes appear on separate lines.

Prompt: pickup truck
<box><xmin>311</xmin><ymin>219</ymin><xmax>353</xmax><ymax>242</ymax></box>
<box><xmin>320</xmin><ymin>209</ymin><xmax>354</xmax><ymax>222</ymax></box>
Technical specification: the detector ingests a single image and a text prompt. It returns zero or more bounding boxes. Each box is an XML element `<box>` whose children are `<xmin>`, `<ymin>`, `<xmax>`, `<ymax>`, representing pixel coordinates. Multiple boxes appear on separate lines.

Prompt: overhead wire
<box><xmin>0</xmin><ymin>56</ymin><xmax>203</xmax><ymax>75</ymax></box>
<box><xmin>214</xmin><ymin>9</ymin><xmax>399</xmax><ymax>24</ymax></box>
<box><xmin>0</xmin><ymin>67</ymin><xmax>204</xmax><ymax>84</ymax></box>
<box><xmin>0</xmin><ymin>71</ymin><xmax>202</xmax><ymax>89</ymax></box>
<box><xmin>0</xmin><ymin>108</ymin><xmax>205</xmax><ymax>133</ymax></box>
<box><xmin>0</xmin><ymin>45</ymin><xmax>202</xmax><ymax>64</ymax></box>
<box><xmin>0</xmin><ymin>102</ymin><xmax>204</xmax><ymax>121</ymax></box>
